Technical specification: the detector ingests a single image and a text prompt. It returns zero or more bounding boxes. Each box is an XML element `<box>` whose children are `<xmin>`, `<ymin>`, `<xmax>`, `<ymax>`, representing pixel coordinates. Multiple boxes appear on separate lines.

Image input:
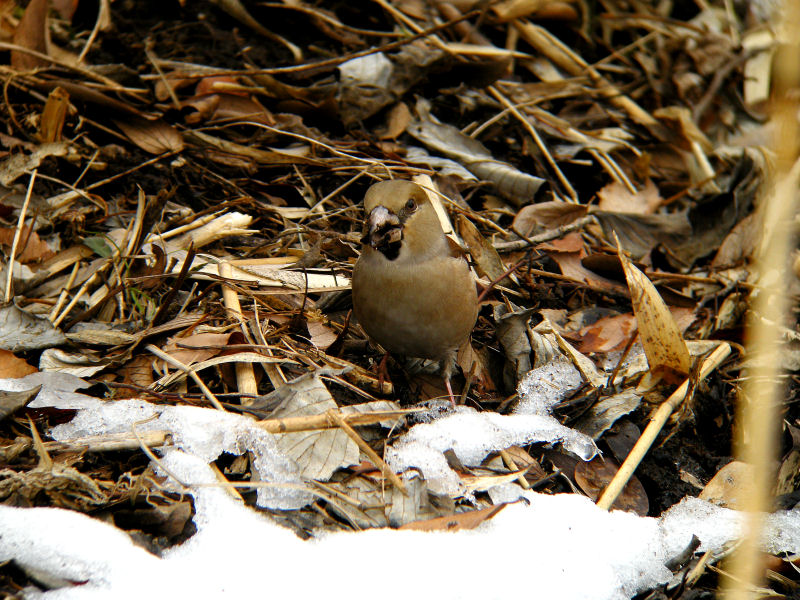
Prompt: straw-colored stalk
<box><xmin>721</xmin><ymin>2</ymin><xmax>800</xmax><ymax>597</ymax></box>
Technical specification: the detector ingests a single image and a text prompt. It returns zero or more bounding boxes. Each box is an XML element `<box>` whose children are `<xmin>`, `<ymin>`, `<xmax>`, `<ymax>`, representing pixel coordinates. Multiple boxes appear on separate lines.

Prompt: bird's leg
<box><xmin>442</xmin><ymin>350</ymin><xmax>458</xmax><ymax>407</ymax></box>
<box><xmin>376</xmin><ymin>352</ymin><xmax>392</xmax><ymax>392</ymax></box>
<box><xmin>444</xmin><ymin>376</ymin><xmax>457</xmax><ymax>407</ymax></box>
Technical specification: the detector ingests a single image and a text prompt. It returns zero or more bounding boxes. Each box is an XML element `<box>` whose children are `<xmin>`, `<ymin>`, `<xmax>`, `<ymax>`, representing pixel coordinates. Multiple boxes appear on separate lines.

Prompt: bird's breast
<box><xmin>352</xmin><ymin>251</ymin><xmax>478</xmax><ymax>360</ymax></box>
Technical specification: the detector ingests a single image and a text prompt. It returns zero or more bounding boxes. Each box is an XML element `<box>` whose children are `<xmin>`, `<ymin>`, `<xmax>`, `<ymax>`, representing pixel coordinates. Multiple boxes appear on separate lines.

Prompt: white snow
<box><xmin>3</xmin><ymin>372</ymin><xmax>799</xmax><ymax>600</ymax></box>
<box><xmin>3</xmin><ymin>455</ymin><xmax>799</xmax><ymax>600</ymax></box>
<box><xmin>386</xmin><ymin>407</ymin><xmax>597</xmax><ymax>496</ymax></box>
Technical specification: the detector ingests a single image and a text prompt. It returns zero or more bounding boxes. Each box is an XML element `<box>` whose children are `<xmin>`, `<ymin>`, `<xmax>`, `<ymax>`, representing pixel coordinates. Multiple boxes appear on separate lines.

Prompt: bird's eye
<box><xmin>405</xmin><ymin>198</ymin><xmax>417</xmax><ymax>212</ymax></box>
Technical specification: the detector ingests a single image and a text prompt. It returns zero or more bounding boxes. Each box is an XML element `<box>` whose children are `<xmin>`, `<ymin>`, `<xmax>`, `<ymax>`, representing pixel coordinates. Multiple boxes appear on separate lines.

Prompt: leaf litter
<box><xmin>0</xmin><ymin>0</ymin><xmax>798</xmax><ymax>598</ymax></box>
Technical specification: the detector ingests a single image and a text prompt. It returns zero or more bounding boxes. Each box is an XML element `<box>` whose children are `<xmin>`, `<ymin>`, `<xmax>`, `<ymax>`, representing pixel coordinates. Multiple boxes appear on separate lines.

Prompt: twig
<box><xmin>488</xmin><ymin>86</ymin><xmax>578</xmax><ymax>202</ymax></box>
<box><xmin>255</xmin><ymin>408</ymin><xmax>420</xmax><ymax>434</ymax></box>
<box><xmin>43</xmin><ymin>430</ymin><xmax>170</xmax><ymax>453</ymax></box>
<box><xmin>596</xmin><ymin>342</ymin><xmax>731</xmax><ymax>510</ymax></box>
<box><xmin>326</xmin><ymin>409</ymin><xmax>407</xmax><ymax>496</ymax></box>
<box><xmin>499</xmin><ymin>449</ymin><xmax>531</xmax><ymax>490</ymax></box>
<box><xmin>145</xmin><ymin>9</ymin><xmax>482</xmax><ymax>79</ymax></box>
<box><xmin>219</xmin><ymin>262</ymin><xmax>258</xmax><ymax>403</ymax></box>
<box><xmin>493</xmin><ymin>215</ymin><xmax>595</xmax><ymax>253</ymax></box>
<box><xmin>51</xmin><ymin>270</ymin><xmax>102</xmax><ymax>328</ymax></box>
<box><xmin>4</xmin><ymin>169</ymin><xmax>36</xmax><ymax>302</ymax></box>
<box><xmin>48</xmin><ymin>261</ymin><xmax>80</xmax><ymax>322</ymax></box>
<box><xmin>146</xmin><ymin>344</ymin><xmax>226</xmax><ymax>412</ymax></box>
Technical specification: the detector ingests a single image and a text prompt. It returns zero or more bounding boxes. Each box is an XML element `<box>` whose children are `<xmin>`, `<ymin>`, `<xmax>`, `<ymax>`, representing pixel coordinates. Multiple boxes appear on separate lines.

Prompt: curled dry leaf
<box><xmin>380</xmin><ymin>101</ymin><xmax>412</xmax><ymax>140</ymax></box>
<box><xmin>618</xmin><ymin>242</ymin><xmax>691</xmax><ymax>375</ymax></box>
<box><xmin>39</xmin><ymin>348</ymin><xmax>108</xmax><ymax>377</ymax></box>
<box><xmin>408</xmin><ymin>100</ymin><xmax>544</xmax><ymax>204</ymax></box>
<box><xmin>39</xmin><ymin>87</ymin><xmax>70</xmax><ymax>143</ymax></box>
<box><xmin>458</xmin><ymin>214</ymin><xmax>511</xmax><ymax>285</ymax></box>
<box><xmin>513</xmin><ymin>201</ymin><xmax>588</xmax><ymax>236</ymax></box>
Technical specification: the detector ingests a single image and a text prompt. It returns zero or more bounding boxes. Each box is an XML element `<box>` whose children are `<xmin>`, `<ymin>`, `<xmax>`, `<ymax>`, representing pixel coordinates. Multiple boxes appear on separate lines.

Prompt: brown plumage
<box><xmin>352</xmin><ymin>180</ymin><xmax>478</xmax><ymax>400</ymax></box>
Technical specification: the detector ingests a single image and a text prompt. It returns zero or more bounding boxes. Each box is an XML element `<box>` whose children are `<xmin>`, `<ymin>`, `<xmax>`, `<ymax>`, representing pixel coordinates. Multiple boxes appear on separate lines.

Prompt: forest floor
<box><xmin>0</xmin><ymin>0</ymin><xmax>798</xmax><ymax>598</ymax></box>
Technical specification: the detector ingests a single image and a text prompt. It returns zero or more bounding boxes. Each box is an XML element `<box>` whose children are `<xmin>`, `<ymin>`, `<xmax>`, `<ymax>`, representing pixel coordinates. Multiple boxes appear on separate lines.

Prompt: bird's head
<box><xmin>361</xmin><ymin>180</ymin><xmax>445</xmax><ymax>261</ymax></box>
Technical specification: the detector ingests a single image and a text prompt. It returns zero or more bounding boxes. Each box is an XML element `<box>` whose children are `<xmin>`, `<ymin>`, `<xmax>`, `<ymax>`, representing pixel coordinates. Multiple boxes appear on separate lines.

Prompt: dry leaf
<box><xmin>399</xmin><ymin>503</ymin><xmax>508</xmax><ymax>531</ymax></box>
<box><xmin>114</xmin><ymin>116</ymin><xmax>185</xmax><ymax>154</ymax></box>
<box><xmin>574</xmin><ymin>456</ymin><xmax>649</xmax><ymax>515</ymax></box>
<box><xmin>380</xmin><ymin>101</ymin><xmax>412</xmax><ymax>140</ymax></box>
<box><xmin>573</xmin><ymin>391</ymin><xmax>642</xmax><ymax>440</ymax></box>
<box><xmin>0</xmin><ymin>142</ymin><xmax>68</xmax><ymax>186</ymax></box>
<box><xmin>458</xmin><ymin>214</ymin><xmax>510</xmax><ymax>284</ymax></box>
<box><xmin>0</xmin><ymin>226</ymin><xmax>54</xmax><ymax>263</ymax></box>
<box><xmin>408</xmin><ymin>100</ymin><xmax>544</xmax><ymax>205</ymax></box>
<box><xmin>618</xmin><ymin>243</ymin><xmax>690</xmax><ymax>375</ymax></box>
<box><xmin>262</xmin><ymin>371</ymin><xmax>359</xmax><ymax>480</ymax></box>
<box><xmin>711</xmin><ymin>213</ymin><xmax>759</xmax><ymax>268</ymax></box>
<box><xmin>0</xmin><ymin>386</ymin><xmax>40</xmax><ymax>420</ymax></box>
<box><xmin>161</xmin><ymin>332</ymin><xmax>232</xmax><ymax>367</ymax></box>
<box><xmin>306</xmin><ymin>319</ymin><xmax>338</xmax><ymax>351</ymax></box>
<box><xmin>577</xmin><ymin>313</ymin><xmax>637</xmax><ymax>353</ymax></box>
<box><xmin>0</xmin><ymin>349</ymin><xmax>38</xmax><ymax>379</ymax></box>
<box><xmin>543</xmin><ymin>235</ymin><xmax>628</xmax><ymax>296</ymax></box>
<box><xmin>596</xmin><ymin>180</ymin><xmax>662</xmax><ymax>215</ymax></box>
<box><xmin>11</xmin><ymin>0</ymin><xmax>48</xmax><ymax>69</ymax></box>
<box><xmin>698</xmin><ymin>461</ymin><xmax>754</xmax><ymax>509</ymax></box>
<box><xmin>513</xmin><ymin>201</ymin><xmax>588</xmax><ymax>236</ymax></box>
<box><xmin>39</xmin><ymin>86</ymin><xmax>70</xmax><ymax>143</ymax></box>
<box><xmin>117</xmin><ymin>355</ymin><xmax>155</xmax><ymax>399</ymax></box>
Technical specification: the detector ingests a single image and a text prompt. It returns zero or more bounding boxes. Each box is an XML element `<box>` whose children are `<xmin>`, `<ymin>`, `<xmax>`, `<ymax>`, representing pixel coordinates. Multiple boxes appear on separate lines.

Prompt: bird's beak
<box><xmin>362</xmin><ymin>205</ymin><xmax>402</xmax><ymax>250</ymax></box>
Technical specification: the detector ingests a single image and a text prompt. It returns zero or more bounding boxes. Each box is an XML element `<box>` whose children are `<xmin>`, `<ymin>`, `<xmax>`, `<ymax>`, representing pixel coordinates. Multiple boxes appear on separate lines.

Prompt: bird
<box><xmin>352</xmin><ymin>179</ymin><xmax>478</xmax><ymax>404</ymax></box>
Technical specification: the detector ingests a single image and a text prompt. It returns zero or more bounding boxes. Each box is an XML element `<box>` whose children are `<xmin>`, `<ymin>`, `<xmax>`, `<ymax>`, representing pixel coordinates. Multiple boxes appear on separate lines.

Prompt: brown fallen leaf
<box><xmin>161</xmin><ymin>332</ymin><xmax>232</xmax><ymax>367</ymax></box>
<box><xmin>306</xmin><ymin>318</ymin><xmax>338</xmax><ymax>351</ymax></box>
<box><xmin>11</xmin><ymin>0</ymin><xmax>48</xmax><ymax>69</ymax></box>
<box><xmin>0</xmin><ymin>349</ymin><xmax>38</xmax><ymax>379</ymax></box>
<box><xmin>459</xmin><ymin>214</ymin><xmax>512</xmax><ymax>285</ymax></box>
<box><xmin>399</xmin><ymin>503</ymin><xmax>509</xmax><ymax>531</ymax></box>
<box><xmin>0</xmin><ymin>226</ymin><xmax>54</xmax><ymax>263</ymax></box>
<box><xmin>698</xmin><ymin>461</ymin><xmax>754</xmax><ymax>510</ymax></box>
<box><xmin>596</xmin><ymin>179</ymin><xmax>663</xmax><ymax>215</ymax></box>
<box><xmin>40</xmin><ymin>86</ymin><xmax>70</xmax><ymax>143</ymax></box>
<box><xmin>577</xmin><ymin>313</ymin><xmax>637</xmax><ymax>353</ymax></box>
<box><xmin>114</xmin><ymin>116</ymin><xmax>185</xmax><ymax>155</ymax></box>
<box><xmin>380</xmin><ymin>101</ymin><xmax>412</xmax><ymax>140</ymax></box>
<box><xmin>575</xmin><ymin>455</ymin><xmax>649</xmax><ymax>516</ymax></box>
<box><xmin>576</xmin><ymin>308</ymin><xmax>695</xmax><ymax>354</ymax></box>
<box><xmin>617</xmin><ymin>238</ymin><xmax>691</xmax><ymax>375</ymax></box>
<box><xmin>513</xmin><ymin>200</ymin><xmax>588</xmax><ymax>236</ymax></box>
<box><xmin>543</xmin><ymin>234</ymin><xmax>628</xmax><ymax>296</ymax></box>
